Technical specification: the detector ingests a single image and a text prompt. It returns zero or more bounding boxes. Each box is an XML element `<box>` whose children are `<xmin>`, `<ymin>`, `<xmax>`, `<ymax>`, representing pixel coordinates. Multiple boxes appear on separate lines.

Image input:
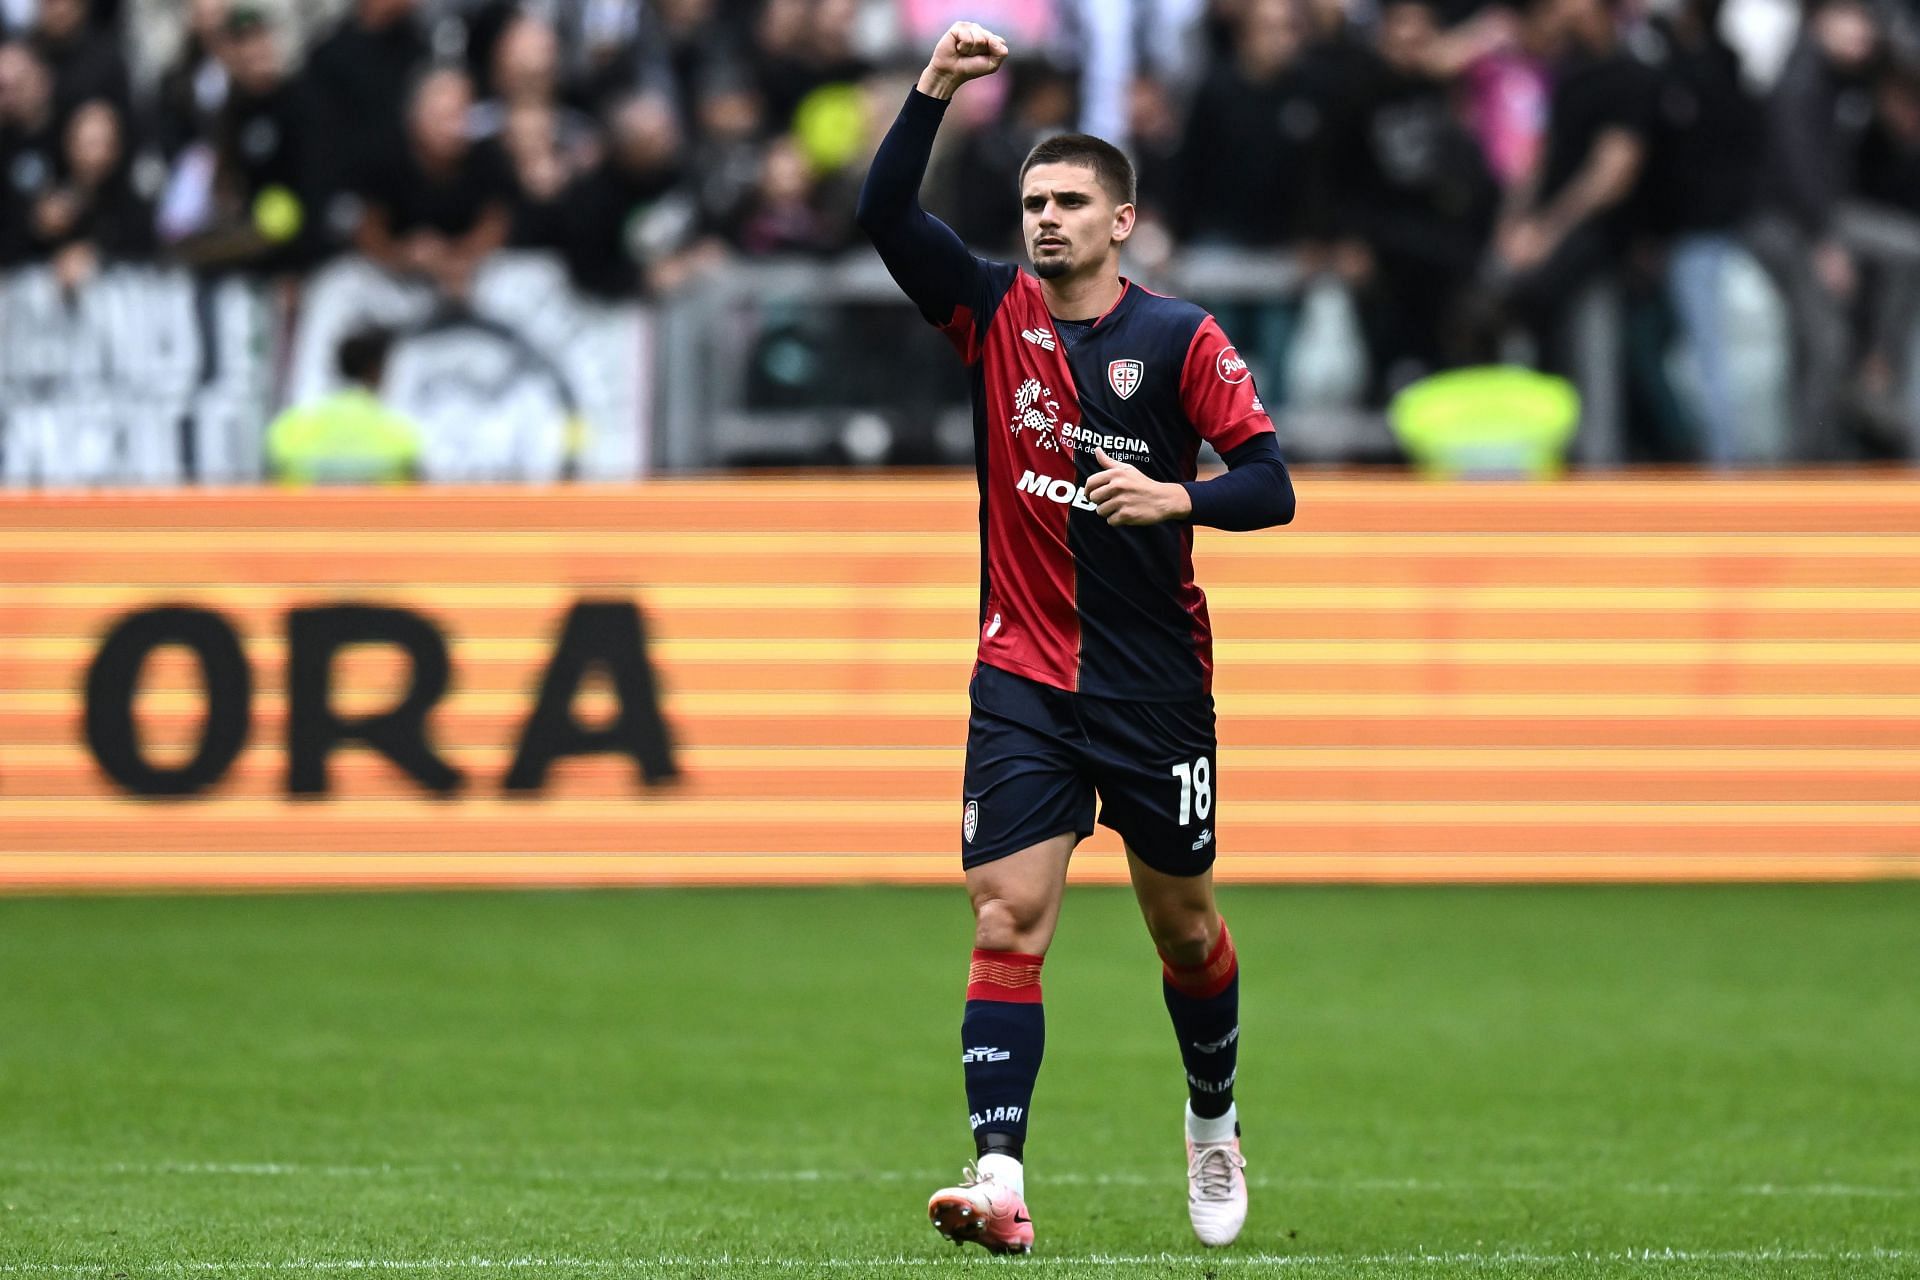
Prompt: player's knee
<box><xmin>1145</xmin><ymin>908</ymin><xmax>1217</xmax><ymax>967</ymax></box>
<box><xmin>971</xmin><ymin>893</ymin><xmax>1051</xmax><ymax>954</ymax></box>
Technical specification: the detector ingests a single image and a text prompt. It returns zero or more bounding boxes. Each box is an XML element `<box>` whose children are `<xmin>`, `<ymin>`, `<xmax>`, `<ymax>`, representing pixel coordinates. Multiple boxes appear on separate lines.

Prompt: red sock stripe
<box><xmin>966</xmin><ymin>949</ymin><xmax>1044</xmax><ymax>1004</ymax></box>
<box><xmin>1162</xmin><ymin>919</ymin><xmax>1237</xmax><ymax>1000</ymax></box>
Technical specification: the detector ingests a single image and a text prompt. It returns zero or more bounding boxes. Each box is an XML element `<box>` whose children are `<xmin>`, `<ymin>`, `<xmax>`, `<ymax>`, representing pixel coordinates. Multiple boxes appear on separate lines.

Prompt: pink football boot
<box><xmin>1186</xmin><ymin>1133</ymin><xmax>1248</xmax><ymax>1246</ymax></box>
<box><xmin>927</xmin><ymin>1163</ymin><xmax>1034</xmax><ymax>1254</ymax></box>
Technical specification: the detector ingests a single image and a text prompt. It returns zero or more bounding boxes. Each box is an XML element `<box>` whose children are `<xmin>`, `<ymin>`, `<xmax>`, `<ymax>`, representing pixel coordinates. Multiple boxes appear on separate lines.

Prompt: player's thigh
<box><xmin>961</xmin><ymin>666</ymin><xmax>1097</xmax><ymax>872</ymax></box>
<box><xmin>1086</xmin><ymin>693</ymin><xmax>1219</xmax><ymax>878</ymax></box>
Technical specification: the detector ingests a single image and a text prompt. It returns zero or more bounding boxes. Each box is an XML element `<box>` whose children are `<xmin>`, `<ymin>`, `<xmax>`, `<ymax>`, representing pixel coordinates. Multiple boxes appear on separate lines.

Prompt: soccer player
<box><xmin>856</xmin><ymin>21</ymin><xmax>1297</xmax><ymax>1255</ymax></box>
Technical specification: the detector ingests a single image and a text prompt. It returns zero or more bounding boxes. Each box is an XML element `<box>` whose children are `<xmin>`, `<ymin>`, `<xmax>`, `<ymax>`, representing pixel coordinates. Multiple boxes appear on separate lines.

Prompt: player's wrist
<box><xmin>1164</xmin><ymin>481</ymin><xmax>1194</xmax><ymax>521</ymax></box>
<box><xmin>917</xmin><ymin>66</ymin><xmax>964</xmax><ymax>99</ymax></box>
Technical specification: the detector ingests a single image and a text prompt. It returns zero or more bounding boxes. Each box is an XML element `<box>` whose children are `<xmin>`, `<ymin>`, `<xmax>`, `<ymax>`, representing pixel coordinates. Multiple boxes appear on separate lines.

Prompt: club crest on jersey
<box><xmin>1217</xmin><ymin>346</ymin><xmax>1251</xmax><ymax>384</ymax></box>
<box><xmin>963</xmin><ymin>800</ymin><xmax>980</xmax><ymax>843</ymax></box>
<box><xmin>1108</xmin><ymin>358</ymin><xmax>1144</xmax><ymax>400</ymax></box>
<box><xmin>1010</xmin><ymin>377</ymin><xmax>1063</xmax><ymax>452</ymax></box>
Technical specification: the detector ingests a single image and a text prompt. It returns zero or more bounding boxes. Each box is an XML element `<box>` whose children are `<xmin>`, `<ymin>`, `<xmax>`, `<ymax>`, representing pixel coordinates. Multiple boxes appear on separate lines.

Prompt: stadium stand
<box><xmin>3</xmin><ymin>0</ymin><xmax>1920</xmax><ymax>482</ymax></box>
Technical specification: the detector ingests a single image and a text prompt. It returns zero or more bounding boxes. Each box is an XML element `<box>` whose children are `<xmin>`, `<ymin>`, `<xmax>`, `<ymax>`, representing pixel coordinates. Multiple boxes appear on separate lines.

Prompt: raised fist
<box><xmin>919</xmin><ymin>21</ymin><xmax>1009</xmax><ymax>99</ymax></box>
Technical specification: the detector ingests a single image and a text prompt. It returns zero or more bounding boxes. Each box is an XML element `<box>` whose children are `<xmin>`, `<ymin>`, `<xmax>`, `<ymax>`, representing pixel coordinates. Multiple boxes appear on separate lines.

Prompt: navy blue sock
<box><xmin>962</xmin><ymin>949</ymin><xmax>1045</xmax><ymax>1159</ymax></box>
<box><xmin>1161</xmin><ymin>920</ymin><xmax>1239</xmax><ymax>1120</ymax></box>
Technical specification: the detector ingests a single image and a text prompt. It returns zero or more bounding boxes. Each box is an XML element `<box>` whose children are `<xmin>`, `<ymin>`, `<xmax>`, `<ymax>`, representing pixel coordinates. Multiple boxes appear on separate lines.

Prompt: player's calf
<box><xmin>1162</xmin><ymin>919</ymin><xmax>1245</xmax><ymax>1245</ymax></box>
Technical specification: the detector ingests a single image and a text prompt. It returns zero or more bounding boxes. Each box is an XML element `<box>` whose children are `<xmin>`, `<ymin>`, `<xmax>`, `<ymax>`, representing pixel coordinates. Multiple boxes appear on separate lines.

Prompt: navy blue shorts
<box><xmin>961</xmin><ymin>662</ymin><xmax>1219</xmax><ymax>877</ymax></box>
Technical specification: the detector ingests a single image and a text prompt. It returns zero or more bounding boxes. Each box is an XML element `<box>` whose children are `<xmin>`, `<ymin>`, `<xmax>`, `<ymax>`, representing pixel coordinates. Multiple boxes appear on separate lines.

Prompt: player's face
<box><xmin>1020</xmin><ymin>163</ymin><xmax>1134</xmax><ymax>282</ymax></box>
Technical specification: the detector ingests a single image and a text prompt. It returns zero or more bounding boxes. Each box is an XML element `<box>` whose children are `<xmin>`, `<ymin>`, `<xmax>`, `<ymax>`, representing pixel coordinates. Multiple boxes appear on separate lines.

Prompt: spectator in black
<box><xmin>31</xmin><ymin>97</ymin><xmax>153</xmax><ymax>290</ymax></box>
<box><xmin>1173</xmin><ymin>0</ymin><xmax>1325</xmax><ymax>249</ymax></box>
<box><xmin>555</xmin><ymin>0</ymin><xmax>649</xmax><ymax>108</ymax></box>
<box><xmin>497</xmin><ymin>100</ymin><xmax>575</xmax><ymax>247</ymax></box>
<box><xmin>153</xmin><ymin>0</ymin><xmax>234</xmax><ymax>158</ymax></box>
<box><xmin>688</xmin><ymin>73</ymin><xmax>770</xmax><ymax>238</ymax></box>
<box><xmin>649</xmin><ymin>0</ymin><xmax>739</xmax><ymax>131</ymax></box>
<box><xmin>1861</xmin><ymin>64</ymin><xmax>1920</xmax><ymax>211</ymax></box>
<box><xmin>1635</xmin><ymin>0</ymin><xmax>1763</xmax><ymax>465</ymax></box>
<box><xmin>31</xmin><ymin>0</ymin><xmax>128</xmax><ymax>118</ymax></box>
<box><xmin>749</xmin><ymin>0</ymin><xmax>868</xmax><ymax>132</ymax></box>
<box><xmin>561</xmin><ymin>91</ymin><xmax>716</xmax><ymax>297</ymax></box>
<box><xmin>171</xmin><ymin>6</ymin><xmax>328</xmax><ymax>272</ymax></box>
<box><xmin>1125</xmin><ymin>73</ymin><xmax>1183</xmax><ymax>271</ymax></box>
<box><xmin>1175</xmin><ymin>0</ymin><xmax>1328</xmax><ymax>399</ymax></box>
<box><xmin>1299</xmin><ymin>0</ymin><xmax>1385</xmax><ymax>108</ymax></box>
<box><xmin>1748</xmin><ymin>0</ymin><xmax>1884</xmax><ymax>458</ymax></box>
<box><xmin>1328</xmin><ymin>0</ymin><xmax>1498</xmax><ymax>394</ymax></box>
<box><xmin>1485</xmin><ymin>0</ymin><xmax>1655</xmax><ymax>368</ymax></box>
<box><xmin>1848</xmin><ymin>64</ymin><xmax>1920</xmax><ymax>451</ymax></box>
<box><xmin>472</xmin><ymin>14</ymin><xmax>600</xmax><ymax>248</ymax></box>
<box><xmin>0</xmin><ymin>40</ymin><xmax>61</xmax><ymax>265</ymax></box>
<box><xmin>355</xmin><ymin>65</ymin><xmax>514</xmax><ymax>302</ymax></box>
<box><xmin>473</xmin><ymin>12</ymin><xmax>598</xmax><ymax>154</ymax></box>
<box><xmin>304</xmin><ymin>0</ymin><xmax>432</xmax><ymax>193</ymax></box>
<box><xmin>730</xmin><ymin>132</ymin><xmax>845</xmax><ymax>256</ymax></box>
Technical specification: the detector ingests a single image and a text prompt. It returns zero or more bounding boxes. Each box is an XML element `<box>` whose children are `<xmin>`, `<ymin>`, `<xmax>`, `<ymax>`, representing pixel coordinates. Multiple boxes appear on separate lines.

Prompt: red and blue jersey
<box><xmin>858</xmin><ymin>90</ymin><xmax>1295</xmax><ymax>702</ymax></box>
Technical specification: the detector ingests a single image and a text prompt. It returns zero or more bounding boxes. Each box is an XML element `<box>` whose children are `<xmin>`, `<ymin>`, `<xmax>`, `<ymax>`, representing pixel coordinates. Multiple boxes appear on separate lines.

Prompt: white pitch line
<box><xmin>0</xmin><ymin>1249</ymin><xmax>1916</xmax><ymax>1273</ymax></box>
<box><xmin>8</xmin><ymin>1162</ymin><xmax>1916</xmax><ymax>1201</ymax></box>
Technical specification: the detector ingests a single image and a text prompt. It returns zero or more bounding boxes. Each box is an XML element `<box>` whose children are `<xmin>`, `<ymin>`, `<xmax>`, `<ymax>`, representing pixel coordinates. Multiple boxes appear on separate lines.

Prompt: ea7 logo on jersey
<box><xmin>1217</xmin><ymin>346</ymin><xmax>1251</xmax><ymax>384</ymax></box>
<box><xmin>1108</xmin><ymin>358</ymin><xmax>1143</xmax><ymax>399</ymax></box>
<box><xmin>1021</xmin><ymin>327</ymin><xmax>1056</xmax><ymax>351</ymax></box>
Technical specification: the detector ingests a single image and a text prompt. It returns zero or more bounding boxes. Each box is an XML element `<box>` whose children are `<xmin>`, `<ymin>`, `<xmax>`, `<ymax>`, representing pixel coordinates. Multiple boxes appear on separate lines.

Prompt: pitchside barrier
<box><xmin>3</xmin><ymin>475</ymin><xmax>1919</xmax><ymax>890</ymax></box>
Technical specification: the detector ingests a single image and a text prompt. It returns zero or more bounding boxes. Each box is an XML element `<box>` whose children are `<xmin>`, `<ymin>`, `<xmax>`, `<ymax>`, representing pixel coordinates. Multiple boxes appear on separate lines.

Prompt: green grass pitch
<box><xmin>1</xmin><ymin>883</ymin><xmax>1915</xmax><ymax>1278</ymax></box>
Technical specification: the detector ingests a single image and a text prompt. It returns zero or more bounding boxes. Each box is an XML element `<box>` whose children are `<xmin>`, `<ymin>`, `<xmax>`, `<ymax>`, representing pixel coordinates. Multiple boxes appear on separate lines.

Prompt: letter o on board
<box><xmin>84</xmin><ymin>606</ymin><xmax>252</xmax><ymax>796</ymax></box>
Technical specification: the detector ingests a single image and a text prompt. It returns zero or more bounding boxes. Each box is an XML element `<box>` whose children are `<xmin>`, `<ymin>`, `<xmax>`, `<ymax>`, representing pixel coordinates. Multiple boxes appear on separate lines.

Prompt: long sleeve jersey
<box><xmin>856</xmin><ymin>88</ymin><xmax>1296</xmax><ymax>701</ymax></box>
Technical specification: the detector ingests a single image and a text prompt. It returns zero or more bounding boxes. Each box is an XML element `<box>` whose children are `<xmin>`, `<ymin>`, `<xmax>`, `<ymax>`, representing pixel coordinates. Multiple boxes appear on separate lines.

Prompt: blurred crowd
<box><xmin>3</xmin><ymin>0</ymin><xmax>1920</xmax><ymax>462</ymax></box>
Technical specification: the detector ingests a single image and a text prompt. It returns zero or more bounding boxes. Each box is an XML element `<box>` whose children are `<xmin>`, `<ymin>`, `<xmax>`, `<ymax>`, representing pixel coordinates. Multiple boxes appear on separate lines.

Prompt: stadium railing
<box><xmin>8</xmin><ymin>226</ymin><xmax>1920</xmax><ymax>486</ymax></box>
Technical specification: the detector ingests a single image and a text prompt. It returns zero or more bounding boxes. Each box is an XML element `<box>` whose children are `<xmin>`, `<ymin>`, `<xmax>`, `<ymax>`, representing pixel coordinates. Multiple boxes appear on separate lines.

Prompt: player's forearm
<box><xmin>1181</xmin><ymin>438</ymin><xmax>1296</xmax><ymax>531</ymax></box>
<box><xmin>854</xmin><ymin>90</ymin><xmax>947</xmax><ymax>238</ymax></box>
<box><xmin>856</xmin><ymin>90</ymin><xmax>981</xmax><ymax>324</ymax></box>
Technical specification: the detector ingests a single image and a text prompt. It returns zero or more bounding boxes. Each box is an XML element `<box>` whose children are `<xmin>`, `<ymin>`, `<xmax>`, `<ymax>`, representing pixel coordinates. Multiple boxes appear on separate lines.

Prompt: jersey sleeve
<box><xmin>856</xmin><ymin>89</ymin><xmax>1006</xmax><ymax>365</ymax></box>
<box><xmin>1179</xmin><ymin>315</ymin><xmax>1276</xmax><ymax>453</ymax></box>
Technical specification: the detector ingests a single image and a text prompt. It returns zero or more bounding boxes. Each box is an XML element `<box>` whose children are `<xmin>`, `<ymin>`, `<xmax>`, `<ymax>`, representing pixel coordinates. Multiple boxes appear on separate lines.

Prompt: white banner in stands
<box><xmin>287</xmin><ymin>254</ymin><xmax>651</xmax><ymax>482</ymax></box>
<box><xmin>0</xmin><ymin>267</ymin><xmax>271</xmax><ymax>487</ymax></box>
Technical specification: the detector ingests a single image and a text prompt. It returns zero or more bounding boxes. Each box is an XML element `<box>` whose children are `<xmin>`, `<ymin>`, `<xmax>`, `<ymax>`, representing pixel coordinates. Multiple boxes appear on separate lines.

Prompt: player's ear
<box><xmin>1110</xmin><ymin>202</ymin><xmax>1136</xmax><ymax>245</ymax></box>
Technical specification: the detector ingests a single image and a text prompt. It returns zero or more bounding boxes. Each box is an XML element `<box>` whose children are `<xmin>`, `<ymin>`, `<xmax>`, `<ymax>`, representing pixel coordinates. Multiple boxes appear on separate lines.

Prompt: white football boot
<box><xmin>1184</xmin><ymin>1102</ymin><xmax>1247</xmax><ymax>1246</ymax></box>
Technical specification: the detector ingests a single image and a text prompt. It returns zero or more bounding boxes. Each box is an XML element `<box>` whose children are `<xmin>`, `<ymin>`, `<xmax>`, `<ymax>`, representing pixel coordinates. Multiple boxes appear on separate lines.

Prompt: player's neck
<box><xmin>1040</xmin><ymin>269</ymin><xmax>1124</xmax><ymax>324</ymax></box>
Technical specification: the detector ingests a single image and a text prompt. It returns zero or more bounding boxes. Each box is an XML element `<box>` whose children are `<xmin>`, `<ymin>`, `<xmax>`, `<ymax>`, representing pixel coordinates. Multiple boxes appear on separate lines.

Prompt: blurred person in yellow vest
<box><xmin>266</xmin><ymin>327</ymin><xmax>422</xmax><ymax>484</ymax></box>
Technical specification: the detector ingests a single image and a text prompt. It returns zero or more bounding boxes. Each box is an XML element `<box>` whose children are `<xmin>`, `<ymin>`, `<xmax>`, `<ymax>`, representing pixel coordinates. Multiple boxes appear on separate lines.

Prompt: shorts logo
<box><xmin>1192</xmin><ymin>827</ymin><xmax>1213</xmax><ymax>851</ymax></box>
<box><xmin>963</xmin><ymin>800</ymin><xmax>979</xmax><ymax>843</ymax></box>
<box><xmin>1108</xmin><ymin>358</ymin><xmax>1143</xmax><ymax>400</ymax></box>
<box><xmin>1217</xmin><ymin>347</ymin><xmax>1250</xmax><ymax>384</ymax></box>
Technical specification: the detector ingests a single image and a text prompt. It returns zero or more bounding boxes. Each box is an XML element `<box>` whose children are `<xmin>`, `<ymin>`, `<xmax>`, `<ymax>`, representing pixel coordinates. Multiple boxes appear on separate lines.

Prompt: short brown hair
<box><xmin>1019</xmin><ymin>134</ymin><xmax>1136</xmax><ymax>207</ymax></box>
